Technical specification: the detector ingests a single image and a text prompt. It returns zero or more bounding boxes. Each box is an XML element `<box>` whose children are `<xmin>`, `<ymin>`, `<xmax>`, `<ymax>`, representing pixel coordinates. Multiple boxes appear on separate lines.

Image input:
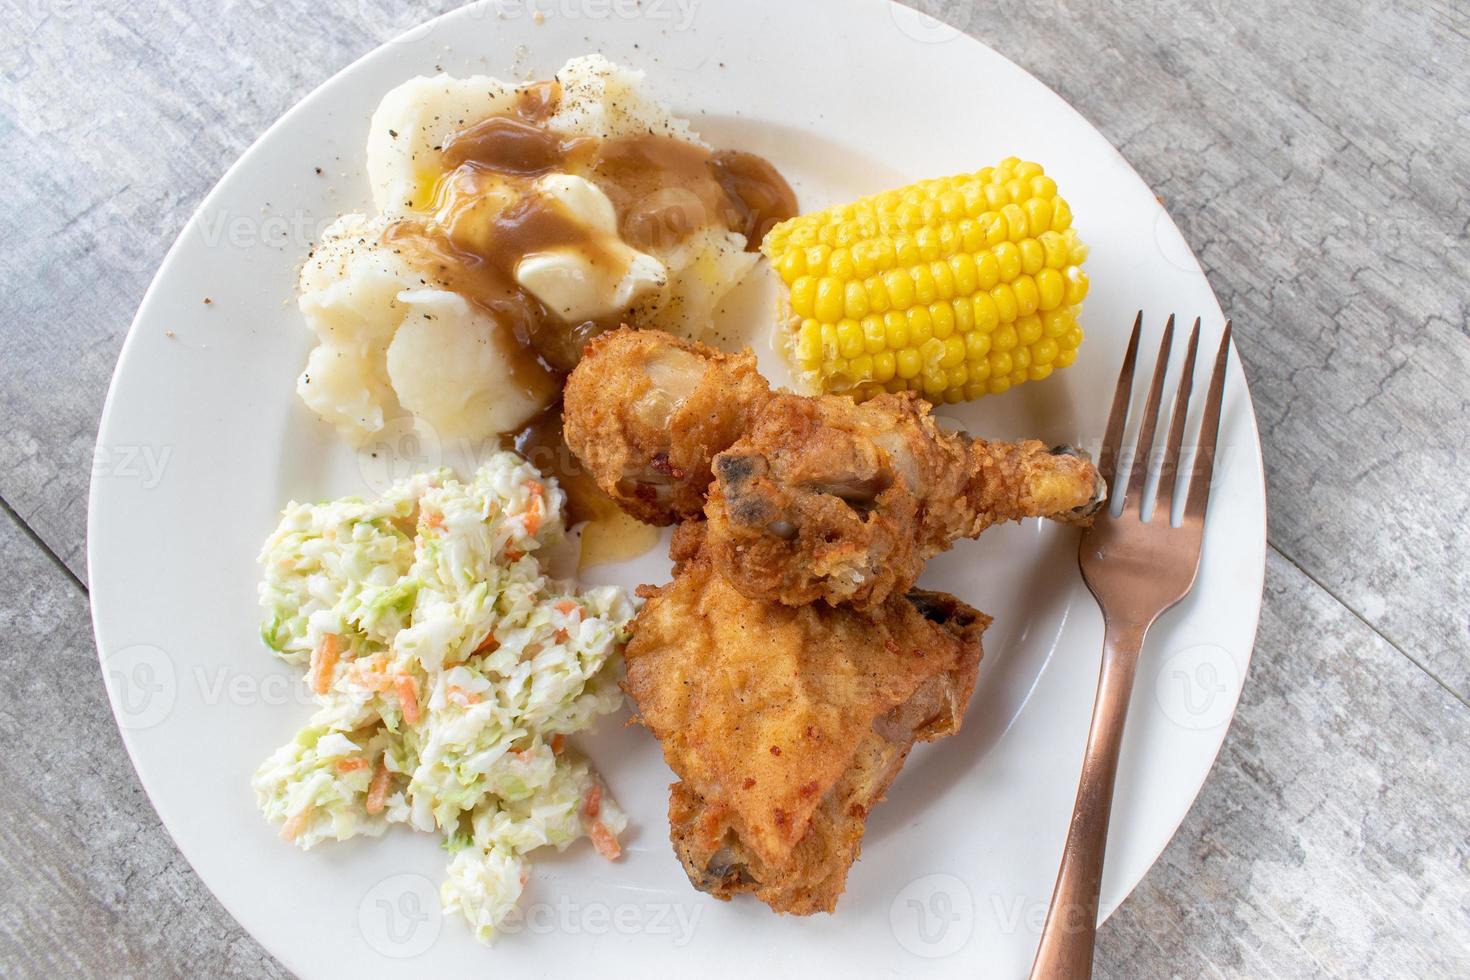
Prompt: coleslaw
<box><xmin>252</xmin><ymin>453</ymin><xmax>634</xmax><ymax>941</ymax></box>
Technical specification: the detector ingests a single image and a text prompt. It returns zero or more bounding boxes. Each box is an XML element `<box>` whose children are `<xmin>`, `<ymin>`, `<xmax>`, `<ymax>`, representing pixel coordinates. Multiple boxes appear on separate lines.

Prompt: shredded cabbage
<box><xmin>252</xmin><ymin>454</ymin><xmax>634</xmax><ymax>942</ymax></box>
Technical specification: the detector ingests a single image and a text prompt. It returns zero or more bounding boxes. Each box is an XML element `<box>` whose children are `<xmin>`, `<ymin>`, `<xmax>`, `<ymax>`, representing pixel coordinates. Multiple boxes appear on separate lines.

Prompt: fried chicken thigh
<box><xmin>624</xmin><ymin>525</ymin><xmax>988</xmax><ymax>914</ymax></box>
<box><xmin>564</xmin><ymin>328</ymin><xmax>1104</xmax><ymax>607</ymax></box>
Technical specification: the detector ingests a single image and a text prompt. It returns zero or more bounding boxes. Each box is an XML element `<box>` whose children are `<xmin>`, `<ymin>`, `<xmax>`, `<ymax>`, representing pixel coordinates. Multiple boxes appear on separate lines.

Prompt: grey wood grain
<box><xmin>1</xmin><ymin>0</ymin><xmax>1467</xmax><ymax>977</ymax></box>
<box><xmin>966</xmin><ymin>0</ymin><xmax>1470</xmax><ymax>700</ymax></box>
<box><xmin>1096</xmin><ymin>552</ymin><xmax>1470</xmax><ymax>979</ymax></box>
<box><xmin>0</xmin><ymin>507</ymin><xmax>289</xmax><ymax>979</ymax></box>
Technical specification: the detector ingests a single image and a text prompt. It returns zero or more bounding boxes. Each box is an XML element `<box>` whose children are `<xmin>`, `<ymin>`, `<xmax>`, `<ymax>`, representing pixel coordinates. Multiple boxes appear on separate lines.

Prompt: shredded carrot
<box><xmin>424</xmin><ymin>510</ymin><xmax>445</xmax><ymax>531</ymax></box>
<box><xmin>335</xmin><ymin>757</ymin><xmax>369</xmax><ymax>773</ymax></box>
<box><xmin>582</xmin><ymin>783</ymin><xmax>620</xmax><ymax>857</ymax></box>
<box><xmin>447</xmin><ymin>685</ymin><xmax>482</xmax><ymax>706</ymax></box>
<box><xmin>554</xmin><ymin>629</ymin><xmax>570</xmax><ymax>644</ymax></box>
<box><xmin>365</xmin><ymin>761</ymin><xmax>393</xmax><ymax>815</ymax></box>
<box><xmin>310</xmin><ymin>634</ymin><xmax>340</xmax><ymax>695</ymax></box>
<box><xmin>473</xmin><ymin>632</ymin><xmax>499</xmax><ymax>655</ymax></box>
<box><xmin>505</xmin><ymin>549</ymin><xmax>524</xmax><ymax>562</ymax></box>
<box><xmin>520</xmin><ymin>482</ymin><xmax>545</xmax><ymax>535</ymax></box>
<box><xmin>588</xmin><ymin>821</ymin><xmax>621</xmax><ymax>860</ymax></box>
<box><xmin>584</xmin><ymin>784</ymin><xmax>602</xmax><ymax>818</ymax></box>
<box><xmin>555</xmin><ymin>600</ymin><xmax>580</xmax><ymax>617</ymax></box>
<box><xmin>396</xmin><ymin>675</ymin><xmax>421</xmax><ymax>725</ymax></box>
<box><xmin>280</xmin><ymin>808</ymin><xmax>312</xmax><ymax>842</ymax></box>
<box><xmin>550</xmin><ymin>734</ymin><xmax>566</xmax><ymax>756</ymax></box>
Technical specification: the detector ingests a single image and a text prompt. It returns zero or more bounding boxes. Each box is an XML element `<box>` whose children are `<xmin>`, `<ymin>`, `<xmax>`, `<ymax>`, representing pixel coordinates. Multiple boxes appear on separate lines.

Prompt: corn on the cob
<box><xmin>761</xmin><ymin>157</ymin><xmax>1088</xmax><ymax>403</ymax></box>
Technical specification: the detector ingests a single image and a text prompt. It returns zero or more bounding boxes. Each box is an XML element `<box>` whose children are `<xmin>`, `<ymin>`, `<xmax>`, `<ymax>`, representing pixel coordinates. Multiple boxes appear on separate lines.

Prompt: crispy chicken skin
<box><xmin>564</xmin><ymin>329</ymin><xmax>1103</xmax><ymax>597</ymax></box>
<box><xmin>624</xmin><ymin>524</ymin><xmax>988</xmax><ymax>914</ymax></box>
<box><xmin>707</xmin><ymin>391</ymin><xmax>1104</xmax><ymax>609</ymax></box>
<box><xmin>563</xmin><ymin>329</ymin><xmax>770</xmax><ymax>525</ymax></box>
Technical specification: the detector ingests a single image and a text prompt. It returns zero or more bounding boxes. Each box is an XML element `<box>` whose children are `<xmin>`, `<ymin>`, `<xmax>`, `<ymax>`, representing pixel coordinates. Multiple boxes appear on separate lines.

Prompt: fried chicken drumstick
<box><xmin>624</xmin><ymin>525</ymin><xmax>989</xmax><ymax>914</ymax></box>
<box><xmin>564</xmin><ymin>327</ymin><xmax>1105</xmax><ymax>608</ymax></box>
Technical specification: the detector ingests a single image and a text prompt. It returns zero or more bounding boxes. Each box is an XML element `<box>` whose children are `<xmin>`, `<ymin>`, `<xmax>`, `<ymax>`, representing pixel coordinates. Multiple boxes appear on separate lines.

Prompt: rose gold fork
<box><xmin>1028</xmin><ymin>312</ymin><xmax>1233</xmax><ymax>980</ymax></box>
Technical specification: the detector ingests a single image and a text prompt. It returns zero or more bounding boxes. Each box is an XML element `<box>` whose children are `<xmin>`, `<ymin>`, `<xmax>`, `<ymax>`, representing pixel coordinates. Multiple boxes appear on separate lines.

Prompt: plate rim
<box><xmin>86</xmin><ymin>0</ymin><xmax>1268</xmax><ymax>973</ymax></box>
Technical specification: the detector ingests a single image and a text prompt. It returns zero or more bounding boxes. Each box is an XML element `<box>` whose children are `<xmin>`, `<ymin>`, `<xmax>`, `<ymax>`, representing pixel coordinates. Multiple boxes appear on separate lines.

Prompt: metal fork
<box><xmin>1028</xmin><ymin>312</ymin><xmax>1233</xmax><ymax>980</ymax></box>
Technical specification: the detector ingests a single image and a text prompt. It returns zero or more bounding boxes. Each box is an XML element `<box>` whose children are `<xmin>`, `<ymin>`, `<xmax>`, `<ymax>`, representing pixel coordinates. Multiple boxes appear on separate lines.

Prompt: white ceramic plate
<box><xmin>88</xmin><ymin>1</ymin><xmax>1265</xmax><ymax>976</ymax></box>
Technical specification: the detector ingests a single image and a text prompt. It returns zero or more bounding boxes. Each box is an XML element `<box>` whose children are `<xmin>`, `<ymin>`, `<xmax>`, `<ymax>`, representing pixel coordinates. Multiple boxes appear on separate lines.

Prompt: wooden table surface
<box><xmin>2</xmin><ymin>1</ymin><xmax>1466</xmax><ymax>976</ymax></box>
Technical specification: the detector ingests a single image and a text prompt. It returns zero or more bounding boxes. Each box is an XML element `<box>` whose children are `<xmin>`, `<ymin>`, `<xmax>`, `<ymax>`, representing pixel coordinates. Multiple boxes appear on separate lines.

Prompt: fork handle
<box><xmin>1028</xmin><ymin>618</ymin><xmax>1150</xmax><ymax>980</ymax></box>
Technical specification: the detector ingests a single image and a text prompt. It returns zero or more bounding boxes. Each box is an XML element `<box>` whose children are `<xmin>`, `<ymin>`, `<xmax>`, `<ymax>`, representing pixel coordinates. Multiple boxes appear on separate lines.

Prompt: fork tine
<box><xmin>1159</xmin><ymin>318</ymin><xmax>1202</xmax><ymax>521</ymax></box>
<box><xmin>1098</xmin><ymin>312</ymin><xmax>1142</xmax><ymax>499</ymax></box>
<box><xmin>1124</xmin><ymin>314</ymin><xmax>1175</xmax><ymax>516</ymax></box>
<box><xmin>1185</xmin><ymin>321</ymin><xmax>1233</xmax><ymax>524</ymax></box>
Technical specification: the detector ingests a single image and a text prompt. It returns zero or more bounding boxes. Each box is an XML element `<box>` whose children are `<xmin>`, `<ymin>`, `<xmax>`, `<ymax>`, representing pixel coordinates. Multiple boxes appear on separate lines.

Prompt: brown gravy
<box><xmin>503</xmin><ymin>406</ymin><xmax>659</xmax><ymax>568</ymax></box>
<box><xmin>384</xmin><ymin>80</ymin><xmax>797</xmax><ymax>562</ymax></box>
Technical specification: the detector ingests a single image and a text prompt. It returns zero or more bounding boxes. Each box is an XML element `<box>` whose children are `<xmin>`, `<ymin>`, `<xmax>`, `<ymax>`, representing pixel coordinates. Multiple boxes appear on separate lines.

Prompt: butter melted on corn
<box><xmin>762</xmin><ymin>157</ymin><xmax>1089</xmax><ymax>402</ymax></box>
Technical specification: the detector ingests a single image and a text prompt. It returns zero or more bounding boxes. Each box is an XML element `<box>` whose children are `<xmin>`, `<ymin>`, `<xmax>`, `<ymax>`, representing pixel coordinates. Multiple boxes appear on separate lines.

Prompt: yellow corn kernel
<box><xmin>1036</xmin><ymin>268</ymin><xmax>1065</xmax><ymax>311</ymax></box>
<box><xmin>815</xmin><ymin>278</ymin><xmax>844</xmax><ymax>322</ymax></box>
<box><xmin>965</xmin><ymin>330</ymin><xmax>992</xmax><ymax>363</ymax></box>
<box><xmin>884</xmin><ymin>310</ymin><xmax>909</xmax><ymax>350</ymax></box>
<box><xmin>1065</xmin><ymin>267</ymin><xmax>1090</xmax><ymax>305</ymax></box>
<box><xmin>907</xmin><ymin>306</ymin><xmax>934</xmax><ymax>347</ymax></box>
<box><xmin>873</xmin><ymin>350</ymin><xmax>896</xmax><ymax>382</ymax></box>
<box><xmin>862</xmin><ymin>315</ymin><xmax>887</xmax><ymax>354</ymax></box>
<box><xmin>1013</xmin><ymin>275</ymin><xmax>1040</xmax><ymax>318</ymax></box>
<box><xmin>993</xmin><ymin>241</ymin><xmax>1022</xmax><ymax>282</ymax></box>
<box><xmin>991</xmin><ymin>283</ymin><xmax>1019</xmax><ymax>323</ymax></box>
<box><xmin>1017</xmin><ymin>314</ymin><xmax>1044</xmax><ymax>346</ymax></box>
<box><xmin>941</xmin><ymin>335</ymin><xmax>966</xmax><ymax>369</ymax></box>
<box><xmin>973</xmin><ymin>293</ymin><xmax>1000</xmax><ymax>333</ymax></box>
<box><xmin>790</xmin><ymin>276</ymin><xmax>817</xmax><ymax>317</ymax></box>
<box><xmin>796</xmin><ymin>319</ymin><xmax>823</xmax><ymax>364</ymax></box>
<box><xmin>1019</xmin><ymin>238</ymin><xmax>1045</xmax><ymax>276</ymax></box>
<box><xmin>883</xmin><ymin>269</ymin><xmax>915</xmax><ymax>310</ymax></box>
<box><xmin>931</xmin><ymin>302</ymin><xmax>956</xmax><ymax>339</ymax></box>
<box><xmin>837</xmin><ymin>319</ymin><xmax>865</xmax><ymax>360</ymax></box>
<box><xmin>864</xmin><ymin>276</ymin><xmax>890</xmax><ymax>313</ymax></box>
<box><xmin>776</xmin><ymin>249</ymin><xmax>805</xmax><ymax>282</ymax></box>
<box><xmin>993</xmin><ymin>323</ymin><xmax>1019</xmax><ymax>353</ymax></box>
<box><xmin>763</xmin><ymin>157</ymin><xmax>1089</xmax><ymax>402</ymax></box>
<box><xmin>896</xmin><ymin>347</ymin><xmax>922</xmax><ymax>379</ymax></box>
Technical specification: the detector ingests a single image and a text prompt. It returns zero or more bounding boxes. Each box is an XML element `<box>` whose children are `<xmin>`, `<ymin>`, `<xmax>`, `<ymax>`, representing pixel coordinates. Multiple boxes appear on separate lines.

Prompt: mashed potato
<box><xmin>297</xmin><ymin>55</ymin><xmax>758</xmax><ymax>447</ymax></box>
